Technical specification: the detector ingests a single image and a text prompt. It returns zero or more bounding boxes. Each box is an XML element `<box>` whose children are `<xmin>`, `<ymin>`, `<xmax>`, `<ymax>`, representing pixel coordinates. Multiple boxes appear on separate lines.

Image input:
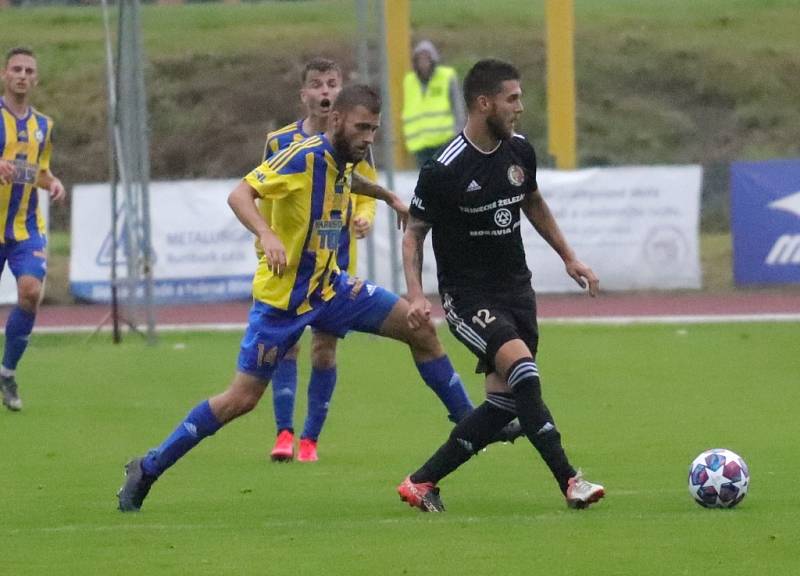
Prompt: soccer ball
<box><xmin>688</xmin><ymin>448</ymin><xmax>750</xmax><ymax>508</ymax></box>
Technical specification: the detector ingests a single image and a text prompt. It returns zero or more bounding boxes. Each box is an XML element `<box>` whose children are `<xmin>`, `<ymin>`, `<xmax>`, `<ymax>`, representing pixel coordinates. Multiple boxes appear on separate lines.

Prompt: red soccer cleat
<box><xmin>397</xmin><ymin>475</ymin><xmax>445</xmax><ymax>512</ymax></box>
<box><xmin>297</xmin><ymin>438</ymin><xmax>318</xmax><ymax>462</ymax></box>
<box><xmin>270</xmin><ymin>429</ymin><xmax>294</xmax><ymax>462</ymax></box>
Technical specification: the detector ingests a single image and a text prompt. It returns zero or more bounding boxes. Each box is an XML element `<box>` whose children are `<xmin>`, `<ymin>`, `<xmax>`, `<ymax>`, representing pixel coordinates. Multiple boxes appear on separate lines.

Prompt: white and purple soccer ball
<box><xmin>688</xmin><ymin>448</ymin><xmax>750</xmax><ymax>508</ymax></box>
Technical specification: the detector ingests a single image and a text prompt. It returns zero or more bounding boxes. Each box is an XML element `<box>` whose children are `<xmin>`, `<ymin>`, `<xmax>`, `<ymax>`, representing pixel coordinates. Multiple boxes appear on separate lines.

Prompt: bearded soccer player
<box><xmin>117</xmin><ymin>84</ymin><xmax>481</xmax><ymax>512</ymax></box>
<box><xmin>0</xmin><ymin>47</ymin><xmax>66</xmax><ymax>412</ymax></box>
<box><xmin>261</xmin><ymin>58</ymin><xmax>380</xmax><ymax>463</ymax></box>
<box><xmin>397</xmin><ymin>59</ymin><xmax>605</xmax><ymax>512</ymax></box>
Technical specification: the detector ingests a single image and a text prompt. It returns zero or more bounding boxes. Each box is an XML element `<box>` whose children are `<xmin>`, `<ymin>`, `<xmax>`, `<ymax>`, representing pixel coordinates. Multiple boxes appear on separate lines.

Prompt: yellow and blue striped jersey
<box><xmin>245</xmin><ymin>134</ymin><xmax>355</xmax><ymax>314</ymax></box>
<box><xmin>0</xmin><ymin>98</ymin><xmax>53</xmax><ymax>243</ymax></box>
<box><xmin>259</xmin><ymin>120</ymin><xmax>377</xmax><ymax>274</ymax></box>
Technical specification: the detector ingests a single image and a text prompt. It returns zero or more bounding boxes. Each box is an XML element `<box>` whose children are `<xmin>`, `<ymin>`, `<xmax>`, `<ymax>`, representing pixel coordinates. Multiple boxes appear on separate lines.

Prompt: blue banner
<box><xmin>731</xmin><ymin>159</ymin><xmax>800</xmax><ymax>285</ymax></box>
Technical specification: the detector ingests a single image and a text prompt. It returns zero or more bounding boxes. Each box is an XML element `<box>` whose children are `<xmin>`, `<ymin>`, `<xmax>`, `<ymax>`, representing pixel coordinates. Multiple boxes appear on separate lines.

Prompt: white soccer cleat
<box><xmin>565</xmin><ymin>470</ymin><xmax>605</xmax><ymax>509</ymax></box>
<box><xmin>1</xmin><ymin>376</ymin><xmax>22</xmax><ymax>411</ymax></box>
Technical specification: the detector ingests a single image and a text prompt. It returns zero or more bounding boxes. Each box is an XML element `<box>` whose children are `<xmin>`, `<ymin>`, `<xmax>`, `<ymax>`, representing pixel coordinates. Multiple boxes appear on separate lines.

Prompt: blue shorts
<box><xmin>0</xmin><ymin>236</ymin><xmax>47</xmax><ymax>281</ymax></box>
<box><xmin>237</xmin><ymin>272</ymin><xmax>399</xmax><ymax>381</ymax></box>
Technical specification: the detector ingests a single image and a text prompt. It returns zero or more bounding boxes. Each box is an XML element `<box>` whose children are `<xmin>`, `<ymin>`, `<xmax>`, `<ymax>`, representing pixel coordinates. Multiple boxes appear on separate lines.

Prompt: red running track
<box><xmin>2</xmin><ymin>289</ymin><xmax>799</xmax><ymax>330</ymax></box>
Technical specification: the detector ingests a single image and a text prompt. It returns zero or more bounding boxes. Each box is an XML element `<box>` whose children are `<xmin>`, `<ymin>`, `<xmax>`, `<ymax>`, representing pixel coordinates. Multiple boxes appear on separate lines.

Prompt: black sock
<box><xmin>410</xmin><ymin>401</ymin><xmax>515</xmax><ymax>485</ymax></box>
<box><xmin>508</xmin><ymin>358</ymin><xmax>577</xmax><ymax>494</ymax></box>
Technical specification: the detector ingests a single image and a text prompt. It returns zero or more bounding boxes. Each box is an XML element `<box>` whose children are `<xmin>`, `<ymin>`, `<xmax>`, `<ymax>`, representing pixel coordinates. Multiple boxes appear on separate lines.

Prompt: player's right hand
<box><xmin>387</xmin><ymin>194</ymin><xmax>409</xmax><ymax>231</ymax></box>
<box><xmin>406</xmin><ymin>295</ymin><xmax>432</xmax><ymax>330</ymax></box>
<box><xmin>0</xmin><ymin>160</ymin><xmax>14</xmax><ymax>185</ymax></box>
<box><xmin>259</xmin><ymin>231</ymin><xmax>287</xmax><ymax>277</ymax></box>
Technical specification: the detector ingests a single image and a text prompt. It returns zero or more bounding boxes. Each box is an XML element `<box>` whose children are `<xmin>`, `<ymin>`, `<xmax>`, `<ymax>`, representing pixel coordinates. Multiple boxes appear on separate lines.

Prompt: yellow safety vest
<box><xmin>402</xmin><ymin>66</ymin><xmax>457</xmax><ymax>153</ymax></box>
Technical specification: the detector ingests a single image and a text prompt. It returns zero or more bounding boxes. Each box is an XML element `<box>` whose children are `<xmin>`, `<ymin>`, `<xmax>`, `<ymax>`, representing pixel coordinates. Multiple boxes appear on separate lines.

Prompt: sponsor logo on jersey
<box><xmin>411</xmin><ymin>195</ymin><xmax>425</xmax><ymax>211</ymax></box>
<box><xmin>313</xmin><ymin>219</ymin><xmax>343</xmax><ymax>250</ymax></box>
<box><xmin>494</xmin><ymin>208</ymin><xmax>513</xmax><ymax>227</ymax></box>
<box><xmin>507</xmin><ymin>164</ymin><xmax>525</xmax><ymax>186</ymax></box>
<box><xmin>466</xmin><ymin>180</ymin><xmax>482</xmax><ymax>192</ymax></box>
<box><xmin>11</xmin><ymin>159</ymin><xmax>38</xmax><ymax>184</ymax></box>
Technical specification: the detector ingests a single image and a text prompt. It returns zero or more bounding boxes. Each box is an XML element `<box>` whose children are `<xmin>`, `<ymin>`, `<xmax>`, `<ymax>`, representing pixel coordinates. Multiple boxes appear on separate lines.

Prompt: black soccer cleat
<box><xmin>117</xmin><ymin>456</ymin><xmax>157</xmax><ymax>512</ymax></box>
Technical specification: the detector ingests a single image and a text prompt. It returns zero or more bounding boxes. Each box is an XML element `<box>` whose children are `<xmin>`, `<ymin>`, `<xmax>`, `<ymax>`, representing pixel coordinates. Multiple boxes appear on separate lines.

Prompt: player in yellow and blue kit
<box><xmin>261</xmin><ymin>58</ymin><xmax>380</xmax><ymax>463</ymax></box>
<box><xmin>117</xmin><ymin>84</ymin><xmax>476</xmax><ymax>512</ymax></box>
<box><xmin>0</xmin><ymin>47</ymin><xmax>66</xmax><ymax>412</ymax></box>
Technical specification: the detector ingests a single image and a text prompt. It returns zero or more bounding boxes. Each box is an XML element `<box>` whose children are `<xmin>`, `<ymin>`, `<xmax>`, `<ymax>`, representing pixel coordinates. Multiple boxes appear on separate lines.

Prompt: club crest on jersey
<box><xmin>507</xmin><ymin>164</ymin><xmax>525</xmax><ymax>187</ymax></box>
<box><xmin>35</xmin><ymin>129</ymin><xmax>44</xmax><ymax>143</ymax></box>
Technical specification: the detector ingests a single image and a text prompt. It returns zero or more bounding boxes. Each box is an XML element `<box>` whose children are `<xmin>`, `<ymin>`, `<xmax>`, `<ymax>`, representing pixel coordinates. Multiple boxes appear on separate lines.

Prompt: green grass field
<box><xmin>2</xmin><ymin>322</ymin><xmax>799</xmax><ymax>575</ymax></box>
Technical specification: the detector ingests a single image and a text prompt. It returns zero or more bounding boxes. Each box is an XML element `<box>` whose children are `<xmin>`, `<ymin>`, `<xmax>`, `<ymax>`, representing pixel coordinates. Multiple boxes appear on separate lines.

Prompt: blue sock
<box><xmin>301</xmin><ymin>367</ymin><xmax>336</xmax><ymax>441</ymax></box>
<box><xmin>141</xmin><ymin>400</ymin><xmax>222</xmax><ymax>477</ymax></box>
<box><xmin>416</xmin><ymin>356</ymin><xmax>474</xmax><ymax>423</ymax></box>
<box><xmin>3</xmin><ymin>306</ymin><xmax>36</xmax><ymax>371</ymax></box>
<box><xmin>271</xmin><ymin>358</ymin><xmax>297</xmax><ymax>433</ymax></box>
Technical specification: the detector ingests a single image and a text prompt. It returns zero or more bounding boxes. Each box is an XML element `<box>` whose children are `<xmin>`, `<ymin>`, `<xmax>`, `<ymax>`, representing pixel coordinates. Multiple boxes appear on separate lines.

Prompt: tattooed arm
<box><xmin>351</xmin><ymin>171</ymin><xmax>408</xmax><ymax>230</ymax></box>
<box><xmin>402</xmin><ymin>215</ymin><xmax>433</xmax><ymax>329</ymax></box>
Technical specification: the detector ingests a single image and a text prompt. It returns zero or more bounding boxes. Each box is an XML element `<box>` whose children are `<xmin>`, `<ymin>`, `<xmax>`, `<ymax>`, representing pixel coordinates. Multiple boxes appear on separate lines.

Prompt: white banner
<box><xmin>0</xmin><ymin>193</ymin><xmax>49</xmax><ymax>305</ymax></box>
<box><xmin>69</xmin><ymin>165</ymin><xmax>701</xmax><ymax>304</ymax></box>
<box><xmin>70</xmin><ymin>179</ymin><xmax>254</xmax><ymax>303</ymax></box>
<box><xmin>367</xmin><ymin>165</ymin><xmax>702</xmax><ymax>293</ymax></box>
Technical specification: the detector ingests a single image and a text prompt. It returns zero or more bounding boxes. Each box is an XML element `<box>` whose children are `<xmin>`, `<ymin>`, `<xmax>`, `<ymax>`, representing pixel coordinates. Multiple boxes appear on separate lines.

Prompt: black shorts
<box><xmin>441</xmin><ymin>287</ymin><xmax>539</xmax><ymax>374</ymax></box>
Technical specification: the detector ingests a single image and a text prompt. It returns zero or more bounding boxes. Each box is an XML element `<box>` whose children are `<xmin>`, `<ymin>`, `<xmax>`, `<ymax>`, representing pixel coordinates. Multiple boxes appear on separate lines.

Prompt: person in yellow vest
<box><xmin>402</xmin><ymin>40</ymin><xmax>465</xmax><ymax>168</ymax></box>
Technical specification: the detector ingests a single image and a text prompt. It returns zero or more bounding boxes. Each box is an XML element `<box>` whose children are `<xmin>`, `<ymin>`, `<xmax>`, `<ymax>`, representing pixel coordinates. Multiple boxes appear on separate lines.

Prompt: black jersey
<box><xmin>410</xmin><ymin>132</ymin><xmax>538</xmax><ymax>295</ymax></box>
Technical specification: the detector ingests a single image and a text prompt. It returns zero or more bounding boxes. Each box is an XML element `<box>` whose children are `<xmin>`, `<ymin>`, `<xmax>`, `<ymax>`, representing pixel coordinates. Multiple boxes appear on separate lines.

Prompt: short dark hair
<box><xmin>301</xmin><ymin>57</ymin><xmax>341</xmax><ymax>84</ymax></box>
<box><xmin>5</xmin><ymin>46</ymin><xmax>35</xmax><ymax>65</ymax></box>
<box><xmin>463</xmin><ymin>59</ymin><xmax>520</xmax><ymax>108</ymax></box>
<box><xmin>332</xmin><ymin>84</ymin><xmax>381</xmax><ymax>115</ymax></box>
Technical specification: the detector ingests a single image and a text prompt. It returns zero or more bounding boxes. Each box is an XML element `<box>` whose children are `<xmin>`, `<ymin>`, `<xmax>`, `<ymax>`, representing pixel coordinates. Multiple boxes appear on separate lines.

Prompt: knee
<box><xmin>216</xmin><ymin>385</ymin><xmax>261</xmax><ymax>421</ymax></box>
<box><xmin>407</xmin><ymin>321</ymin><xmax>443</xmax><ymax>358</ymax></box>
<box><xmin>17</xmin><ymin>282</ymin><xmax>42</xmax><ymax>312</ymax></box>
<box><xmin>506</xmin><ymin>358</ymin><xmax>541</xmax><ymax>397</ymax></box>
<box><xmin>311</xmin><ymin>338</ymin><xmax>337</xmax><ymax>370</ymax></box>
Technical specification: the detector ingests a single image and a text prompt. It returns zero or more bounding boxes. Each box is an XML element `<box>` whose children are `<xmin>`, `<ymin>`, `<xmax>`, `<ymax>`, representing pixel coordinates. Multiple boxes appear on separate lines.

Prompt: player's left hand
<box><xmin>565</xmin><ymin>258</ymin><xmax>599</xmax><ymax>297</ymax></box>
<box><xmin>48</xmin><ymin>178</ymin><xmax>66</xmax><ymax>203</ymax></box>
<box><xmin>353</xmin><ymin>216</ymin><xmax>372</xmax><ymax>239</ymax></box>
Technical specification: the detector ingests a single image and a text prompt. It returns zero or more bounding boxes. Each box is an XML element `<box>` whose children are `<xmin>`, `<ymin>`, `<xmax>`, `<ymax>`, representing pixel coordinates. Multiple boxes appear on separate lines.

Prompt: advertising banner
<box><xmin>70</xmin><ymin>180</ymin><xmax>253</xmax><ymax>303</ymax></box>
<box><xmin>69</xmin><ymin>165</ymin><xmax>702</xmax><ymax>304</ymax></box>
<box><xmin>731</xmin><ymin>159</ymin><xmax>800</xmax><ymax>285</ymax></box>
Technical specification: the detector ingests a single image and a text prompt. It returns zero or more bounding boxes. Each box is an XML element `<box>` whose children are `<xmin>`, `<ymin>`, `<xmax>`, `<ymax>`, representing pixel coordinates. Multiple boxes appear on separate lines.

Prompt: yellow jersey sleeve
<box><xmin>245</xmin><ymin>158</ymin><xmax>309</xmax><ymax>201</ymax></box>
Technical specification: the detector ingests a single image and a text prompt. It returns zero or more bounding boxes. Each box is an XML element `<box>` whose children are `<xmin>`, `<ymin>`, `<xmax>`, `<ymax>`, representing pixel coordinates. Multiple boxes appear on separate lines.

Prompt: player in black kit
<box><xmin>397</xmin><ymin>59</ymin><xmax>605</xmax><ymax>512</ymax></box>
